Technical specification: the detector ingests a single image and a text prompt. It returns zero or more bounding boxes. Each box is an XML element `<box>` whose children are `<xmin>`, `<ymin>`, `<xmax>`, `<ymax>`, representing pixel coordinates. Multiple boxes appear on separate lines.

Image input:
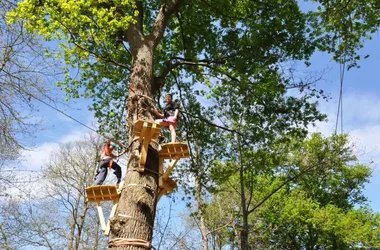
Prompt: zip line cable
<box><xmin>27</xmin><ymin>91</ymin><xmax>99</xmax><ymax>134</ymax></box>
<box><xmin>335</xmin><ymin>39</ymin><xmax>345</xmax><ymax>134</ymax></box>
<box><xmin>335</xmin><ymin>58</ymin><xmax>345</xmax><ymax>134</ymax></box>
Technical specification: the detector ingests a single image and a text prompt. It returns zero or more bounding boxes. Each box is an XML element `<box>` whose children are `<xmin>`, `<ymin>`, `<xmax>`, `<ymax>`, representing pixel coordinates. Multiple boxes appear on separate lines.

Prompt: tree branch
<box><xmin>151</xmin><ymin>0</ymin><xmax>184</xmax><ymax>47</ymax></box>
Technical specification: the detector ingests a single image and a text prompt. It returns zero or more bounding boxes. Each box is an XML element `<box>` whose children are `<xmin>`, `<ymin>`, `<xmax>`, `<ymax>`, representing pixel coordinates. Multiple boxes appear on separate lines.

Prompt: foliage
<box><xmin>307</xmin><ymin>0</ymin><xmax>380</xmax><ymax>68</ymax></box>
<box><xmin>8</xmin><ymin>0</ymin><xmax>380</xmax><ymax>135</ymax></box>
<box><xmin>5</xmin><ymin>0</ymin><xmax>380</xmax><ymax>248</ymax></box>
<box><xmin>204</xmin><ymin>133</ymin><xmax>378</xmax><ymax>249</ymax></box>
<box><xmin>41</xmin><ymin>135</ymin><xmax>107</xmax><ymax>250</ymax></box>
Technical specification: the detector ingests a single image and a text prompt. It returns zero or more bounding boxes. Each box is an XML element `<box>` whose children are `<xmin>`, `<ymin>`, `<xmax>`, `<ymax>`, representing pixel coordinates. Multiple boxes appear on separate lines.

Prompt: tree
<box><xmin>0</xmin><ymin>0</ymin><xmax>61</xmax><ymax>165</ymax></box>
<box><xmin>0</xmin><ymin>134</ymin><xmax>110</xmax><ymax>250</ymax></box>
<box><xmin>8</xmin><ymin>0</ymin><xmax>380</xmax><ymax>248</ymax></box>
<box><xmin>41</xmin><ymin>134</ymin><xmax>108</xmax><ymax>250</ymax></box>
<box><xmin>204</xmin><ymin>133</ymin><xmax>379</xmax><ymax>249</ymax></box>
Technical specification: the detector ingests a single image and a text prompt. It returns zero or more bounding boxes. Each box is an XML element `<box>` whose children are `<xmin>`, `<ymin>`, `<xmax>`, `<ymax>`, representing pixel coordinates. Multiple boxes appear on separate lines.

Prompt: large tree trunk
<box><xmin>109</xmin><ymin>40</ymin><xmax>159</xmax><ymax>249</ymax></box>
<box><xmin>108</xmin><ymin>1</ymin><xmax>184</xmax><ymax>248</ymax></box>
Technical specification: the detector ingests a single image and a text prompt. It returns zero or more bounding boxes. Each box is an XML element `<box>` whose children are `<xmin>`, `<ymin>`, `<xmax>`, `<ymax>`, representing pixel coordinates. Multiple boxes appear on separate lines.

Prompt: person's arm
<box><xmin>105</xmin><ymin>138</ymin><xmax>113</xmax><ymax>145</ymax></box>
<box><xmin>173</xmin><ymin>108</ymin><xmax>179</xmax><ymax>120</ymax></box>
<box><xmin>115</xmin><ymin>148</ymin><xmax>128</xmax><ymax>158</ymax></box>
<box><xmin>107</xmin><ymin>138</ymin><xmax>128</xmax><ymax>158</ymax></box>
<box><xmin>151</xmin><ymin>108</ymin><xmax>164</xmax><ymax>118</ymax></box>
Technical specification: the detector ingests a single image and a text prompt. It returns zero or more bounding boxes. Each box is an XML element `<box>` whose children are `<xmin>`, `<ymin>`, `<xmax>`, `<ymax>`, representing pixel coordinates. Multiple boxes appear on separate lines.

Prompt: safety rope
<box><xmin>109</xmin><ymin>238</ymin><xmax>156</xmax><ymax>249</ymax></box>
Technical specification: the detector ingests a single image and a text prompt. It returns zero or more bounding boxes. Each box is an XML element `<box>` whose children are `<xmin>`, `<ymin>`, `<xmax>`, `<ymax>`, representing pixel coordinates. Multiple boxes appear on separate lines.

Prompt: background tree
<box><xmin>203</xmin><ymin>133</ymin><xmax>379</xmax><ymax>249</ymax></box>
<box><xmin>0</xmin><ymin>0</ymin><xmax>61</xmax><ymax>165</ymax></box>
<box><xmin>8</xmin><ymin>0</ymin><xmax>380</xmax><ymax>248</ymax></box>
<box><xmin>0</xmin><ymin>134</ymin><xmax>110</xmax><ymax>250</ymax></box>
<box><xmin>41</xmin><ymin>134</ymin><xmax>108</xmax><ymax>250</ymax></box>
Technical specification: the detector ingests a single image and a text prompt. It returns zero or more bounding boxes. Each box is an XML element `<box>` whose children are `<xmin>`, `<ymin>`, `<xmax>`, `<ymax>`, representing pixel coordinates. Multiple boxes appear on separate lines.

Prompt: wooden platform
<box><xmin>133</xmin><ymin>120</ymin><xmax>161</xmax><ymax>141</ymax></box>
<box><xmin>159</xmin><ymin>142</ymin><xmax>190</xmax><ymax>159</ymax></box>
<box><xmin>85</xmin><ymin>185</ymin><xmax>121</xmax><ymax>236</ymax></box>
<box><xmin>159</xmin><ymin>177</ymin><xmax>177</xmax><ymax>192</ymax></box>
<box><xmin>158</xmin><ymin>177</ymin><xmax>178</xmax><ymax>200</ymax></box>
<box><xmin>85</xmin><ymin>185</ymin><xmax>120</xmax><ymax>202</ymax></box>
<box><xmin>133</xmin><ymin>120</ymin><xmax>162</xmax><ymax>172</ymax></box>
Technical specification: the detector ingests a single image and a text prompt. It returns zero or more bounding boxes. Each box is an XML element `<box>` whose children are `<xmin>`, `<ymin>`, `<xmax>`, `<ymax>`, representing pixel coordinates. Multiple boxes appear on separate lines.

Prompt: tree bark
<box><xmin>108</xmin><ymin>1</ymin><xmax>184</xmax><ymax>248</ymax></box>
<box><xmin>109</xmin><ymin>39</ymin><xmax>159</xmax><ymax>249</ymax></box>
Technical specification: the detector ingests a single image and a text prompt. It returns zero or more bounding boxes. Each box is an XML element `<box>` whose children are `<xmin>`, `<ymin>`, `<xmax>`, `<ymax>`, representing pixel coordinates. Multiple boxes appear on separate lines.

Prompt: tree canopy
<box><xmin>203</xmin><ymin>133</ymin><xmax>379</xmax><ymax>249</ymax></box>
<box><xmin>7</xmin><ymin>0</ymin><xmax>380</xmax><ymax>135</ymax></box>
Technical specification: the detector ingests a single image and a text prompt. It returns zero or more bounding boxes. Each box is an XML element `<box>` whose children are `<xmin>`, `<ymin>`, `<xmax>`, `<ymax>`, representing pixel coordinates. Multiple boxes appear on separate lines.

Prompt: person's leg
<box><xmin>169</xmin><ymin>124</ymin><xmax>176</xmax><ymax>142</ymax></box>
<box><xmin>155</xmin><ymin>120</ymin><xmax>171</xmax><ymax>143</ymax></box>
<box><xmin>155</xmin><ymin>119</ymin><xmax>170</xmax><ymax>127</ymax></box>
<box><xmin>112</xmin><ymin>162</ymin><xmax>122</xmax><ymax>184</ymax></box>
<box><xmin>94</xmin><ymin>161</ymin><xmax>108</xmax><ymax>185</ymax></box>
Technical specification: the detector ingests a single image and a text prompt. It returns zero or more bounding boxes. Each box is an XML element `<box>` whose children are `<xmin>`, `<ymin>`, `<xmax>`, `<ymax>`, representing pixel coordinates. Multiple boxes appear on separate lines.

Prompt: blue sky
<box><xmin>17</xmin><ymin>32</ymin><xmax>380</xmax><ymax>214</ymax></box>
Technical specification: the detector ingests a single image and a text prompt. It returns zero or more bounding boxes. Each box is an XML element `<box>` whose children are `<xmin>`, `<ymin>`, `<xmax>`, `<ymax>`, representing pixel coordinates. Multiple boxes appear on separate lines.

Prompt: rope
<box><xmin>128</xmin><ymin>86</ymin><xmax>156</xmax><ymax>109</ymax></box>
<box><xmin>28</xmin><ymin>91</ymin><xmax>100</xmax><ymax>134</ymax></box>
<box><xmin>109</xmin><ymin>238</ymin><xmax>156</xmax><ymax>249</ymax></box>
<box><xmin>117</xmin><ymin>214</ymin><xmax>153</xmax><ymax>229</ymax></box>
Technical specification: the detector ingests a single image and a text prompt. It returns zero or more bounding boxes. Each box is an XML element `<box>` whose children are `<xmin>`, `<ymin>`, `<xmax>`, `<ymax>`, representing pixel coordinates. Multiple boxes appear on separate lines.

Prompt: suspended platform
<box><xmin>85</xmin><ymin>185</ymin><xmax>121</xmax><ymax>236</ymax></box>
<box><xmin>159</xmin><ymin>142</ymin><xmax>190</xmax><ymax>159</ymax></box>
<box><xmin>132</xmin><ymin>120</ymin><xmax>190</xmax><ymax>201</ymax></box>
<box><xmin>158</xmin><ymin>142</ymin><xmax>190</xmax><ymax>200</ymax></box>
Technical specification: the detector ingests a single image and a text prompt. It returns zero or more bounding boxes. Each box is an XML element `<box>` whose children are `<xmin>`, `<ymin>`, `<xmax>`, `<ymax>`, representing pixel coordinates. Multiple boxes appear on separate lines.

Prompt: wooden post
<box><xmin>96</xmin><ymin>201</ymin><xmax>106</xmax><ymax>232</ymax></box>
<box><xmin>105</xmin><ymin>198</ymin><xmax>119</xmax><ymax>236</ymax></box>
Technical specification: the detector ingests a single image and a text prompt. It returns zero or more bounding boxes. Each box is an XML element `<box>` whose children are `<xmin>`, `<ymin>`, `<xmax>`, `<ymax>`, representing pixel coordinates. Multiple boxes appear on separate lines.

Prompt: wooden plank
<box><xmin>159</xmin><ymin>142</ymin><xmax>190</xmax><ymax>159</ymax></box>
<box><xmin>157</xmin><ymin>177</ymin><xmax>177</xmax><ymax>201</ymax></box>
<box><xmin>139</xmin><ymin>123</ymin><xmax>158</xmax><ymax>172</ymax></box>
<box><xmin>133</xmin><ymin>120</ymin><xmax>161</xmax><ymax>140</ymax></box>
<box><xmin>138</xmin><ymin>123</ymin><xmax>150</xmax><ymax>171</ymax></box>
<box><xmin>157</xmin><ymin>188</ymin><xmax>167</xmax><ymax>201</ymax></box>
<box><xmin>161</xmin><ymin>178</ymin><xmax>177</xmax><ymax>193</ymax></box>
<box><xmin>166</xmin><ymin>177</ymin><xmax>178</xmax><ymax>191</ymax></box>
<box><xmin>158</xmin><ymin>157</ymin><xmax>164</xmax><ymax>188</ymax></box>
<box><xmin>85</xmin><ymin>185</ymin><xmax>120</xmax><ymax>202</ymax></box>
<box><xmin>139</xmin><ymin>122</ymin><xmax>148</xmax><ymax>143</ymax></box>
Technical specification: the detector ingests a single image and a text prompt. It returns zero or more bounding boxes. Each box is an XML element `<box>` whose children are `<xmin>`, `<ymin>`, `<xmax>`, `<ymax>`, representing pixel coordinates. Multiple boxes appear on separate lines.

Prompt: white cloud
<box><xmin>312</xmin><ymin>91</ymin><xmax>380</xmax><ymax>211</ymax></box>
<box><xmin>19</xmin><ymin>128</ymin><xmax>89</xmax><ymax>171</ymax></box>
<box><xmin>58</xmin><ymin>129</ymin><xmax>88</xmax><ymax>144</ymax></box>
<box><xmin>20</xmin><ymin>142</ymin><xmax>60</xmax><ymax>171</ymax></box>
<box><xmin>343</xmin><ymin>94</ymin><xmax>380</xmax><ymax>124</ymax></box>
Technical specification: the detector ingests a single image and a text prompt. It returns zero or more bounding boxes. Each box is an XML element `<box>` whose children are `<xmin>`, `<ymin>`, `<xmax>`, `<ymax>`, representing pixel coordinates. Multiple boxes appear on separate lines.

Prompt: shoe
<box><xmin>159</xmin><ymin>135</ymin><xmax>165</xmax><ymax>143</ymax></box>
